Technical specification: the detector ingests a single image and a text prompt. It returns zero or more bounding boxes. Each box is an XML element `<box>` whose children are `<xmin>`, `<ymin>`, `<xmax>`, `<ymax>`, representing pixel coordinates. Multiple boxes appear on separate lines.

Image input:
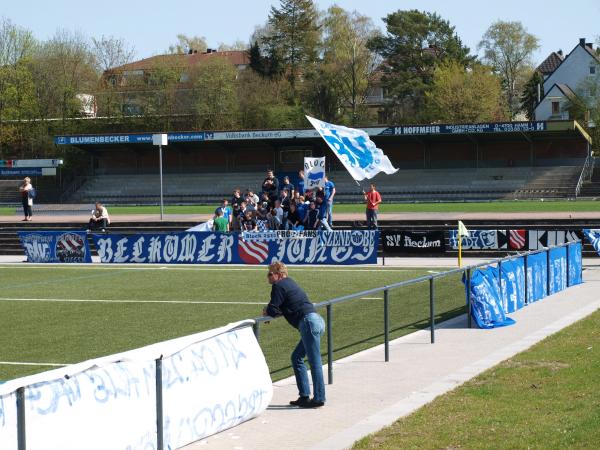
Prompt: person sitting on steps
<box><xmin>88</xmin><ymin>202</ymin><xmax>110</xmax><ymax>232</ymax></box>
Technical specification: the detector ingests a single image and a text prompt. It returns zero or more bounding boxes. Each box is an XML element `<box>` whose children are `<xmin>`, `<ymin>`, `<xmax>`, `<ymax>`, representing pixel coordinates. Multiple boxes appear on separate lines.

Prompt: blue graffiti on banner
<box><xmin>549</xmin><ymin>247</ymin><xmax>567</xmax><ymax>295</ymax></box>
<box><xmin>464</xmin><ymin>267</ymin><xmax>515</xmax><ymax>329</ymax></box>
<box><xmin>498</xmin><ymin>258</ymin><xmax>525</xmax><ymax>313</ymax></box>
<box><xmin>449</xmin><ymin>229</ymin><xmax>498</xmax><ymax>250</ymax></box>
<box><xmin>583</xmin><ymin>229</ymin><xmax>600</xmax><ymax>256</ymax></box>
<box><xmin>91</xmin><ymin>230</ymin><xmax>378</xmax><ymax>265</ymax></box>
<box><xmin>568</xmin><ymin>242</ymin><xmax>582</xmax><ymax>286</ymax></box>
<box><xmin>18</xmin><ymin>231</ymin><xmax>91</xmax><ymax>263</ymax></box>
<box><xmin>526</xmin><ymin>252</ymin><xmax>548</xmax><ymax>302</ymax></box>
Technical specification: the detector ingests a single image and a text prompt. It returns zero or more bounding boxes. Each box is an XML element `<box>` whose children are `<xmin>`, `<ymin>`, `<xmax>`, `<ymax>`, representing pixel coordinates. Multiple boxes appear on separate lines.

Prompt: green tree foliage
<box><xmin>264</xmin><ymin>0</ymin><xmax>320</xmax><ymax>96</ymax></box>
<box><xmin>168</xmin><ymin>34</ymin><xmax>207</xmax><ymax>54</ymax></box>
<box><xmin>237</xmin><ymin>69</ymin><xmax>304</xmax><ymax>128</ymax></box>
<box><xmin>565</xmin><ymin>74</ymin><xmax>600</xmax><ymax>149</ymax></box>
<box><xmin>520</xmin><ymin>70</ymin><xmax>544</xmax><ymax>120</ymax></box>
<box><xmin>425</xmin><ymin>61</ymin><xmax>506</xmax><ymax>123</ymax></box>
<box><xmin>308</xmin><ymin>6</ymin><xmax>378</xmax><ymax>124</ymax></box>
<box><xmin>478</xmin><ymin>21</ymin><xmax>539</xmax><ymax>118</ymax></box>
<box><xmin>193</xmin><ymin>57</ymin><xmax>239</xmax><ymax>129</ymax></box>
<box><xmin>368</xmin><ymin>9</ymin><xmax>473</xmax><ymax>123</ymax></box>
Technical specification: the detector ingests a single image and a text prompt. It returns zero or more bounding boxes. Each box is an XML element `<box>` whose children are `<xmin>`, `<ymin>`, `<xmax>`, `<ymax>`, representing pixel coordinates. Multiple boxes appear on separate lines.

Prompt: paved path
<box><xmin>179</xmin><ymin>261</ymin><xmax>600</xmax><ymax>450</ymax></box>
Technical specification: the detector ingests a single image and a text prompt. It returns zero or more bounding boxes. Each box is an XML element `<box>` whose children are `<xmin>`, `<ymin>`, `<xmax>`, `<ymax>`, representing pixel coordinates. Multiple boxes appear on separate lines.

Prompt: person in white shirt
<box><xmin>18</xmin><ymin>177</ymin><xmax>34</xmax><ymax>221</ymax></box>
<box><xmin>88</xmin><ymin>202</ymin><xmax>110</xmax><ymax>232</ymax></box>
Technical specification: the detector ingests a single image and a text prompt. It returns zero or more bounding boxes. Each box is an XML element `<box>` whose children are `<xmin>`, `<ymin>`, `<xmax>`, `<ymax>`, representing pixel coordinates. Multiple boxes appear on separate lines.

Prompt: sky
<box><xmin>3</xmin><ymin>0</ymin><xmax>600</xmax><ymax>65</ymax></box>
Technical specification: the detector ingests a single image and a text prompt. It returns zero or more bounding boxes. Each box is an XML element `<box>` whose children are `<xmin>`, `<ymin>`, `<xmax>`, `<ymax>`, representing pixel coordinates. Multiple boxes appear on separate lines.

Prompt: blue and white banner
<box><xmin>450</xmin><ymin>229</ymin><xmax>498</xmax><ymax>250</ymax></box>
<box><xmin>498</xmin><ymin>258</ymin><xmax>525</xmax><ymax>313</ymax></box>
<box><xmin>91</xmin><ymin>231</ymin><xmax>378</xmax><ymax>265</ymax></box>
<box><xmin>568</xmin><ymin>242</ymin><xmax>583</xmax><ymax>286</ymax></box>
<box><xmin>18</xmin><ymin>231</ymin><xmax>92</xmax><ymax>263</ymax></box>
<box><xmin>526</xmin><ymin>252</ymin><xmax>548</xmax><ymax>302</ymax></box>
<box><xmin>306</xmin><ymin>116</ymin><xmax>398</xmax><ymax>181</ymax></box>
<box><xmin>304</xmin><ymin>157</ymin><xmax>325</xmax><ymax>189</ymax></box>
<box><xmin>465</xmin><ymin>267</ymin><xmax>516</xmax><ymax>329</ymax></box>
<box><xmin>583</xmin><ymin>229</ymin><xmax>600</xmax><ymax>256</ymax></box>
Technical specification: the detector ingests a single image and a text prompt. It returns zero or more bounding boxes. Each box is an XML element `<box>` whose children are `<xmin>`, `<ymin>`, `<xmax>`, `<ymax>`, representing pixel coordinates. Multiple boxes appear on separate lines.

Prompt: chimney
<box><xmin>580</xmin><ymin>38</ymin><xmax>586</xmax><ymax>46</ymax></box>
<box><xmin>188</xmin><ymin>49</ymin><xmax>193</xmax><ymax>55</ymax></box>
<box><xmin>586</xmin><ymin>43</ymin><xmax>594</xmax><ymax>50</ymax></box>
<box><xmin>557</xmin><ymin>49</ymin><xmax>563</xmax><ymax>57</ymax></box>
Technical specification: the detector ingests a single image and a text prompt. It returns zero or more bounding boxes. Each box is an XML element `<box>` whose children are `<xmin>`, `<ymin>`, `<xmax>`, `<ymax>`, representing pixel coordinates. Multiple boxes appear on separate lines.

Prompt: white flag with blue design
<box><xmin>584</xmin><ymin>229</ymin><xmax>600</xmax><ymax>255</ymax></box>
<box><xmin>306</xmin><ymin>116</ymin><xmax>398</xmax><ymax>181</ymax></box>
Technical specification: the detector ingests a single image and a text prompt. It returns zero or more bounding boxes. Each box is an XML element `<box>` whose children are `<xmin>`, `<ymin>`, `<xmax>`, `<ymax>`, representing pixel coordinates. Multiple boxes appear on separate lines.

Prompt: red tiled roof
<box><xmin>536</xmin><ymin>52</ymin><xmax>564</xmax><ymax>75</ymax></box>
<box><xmin>108</xmin><ymin>50</ymin><xmax>249</xmax><ymax>73</ymax></box>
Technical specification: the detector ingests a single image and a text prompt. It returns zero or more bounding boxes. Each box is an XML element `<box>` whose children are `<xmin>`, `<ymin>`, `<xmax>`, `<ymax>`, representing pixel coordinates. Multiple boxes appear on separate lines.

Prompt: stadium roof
<box><xmin>54</xmin><ymin>120</ymin><xmax>591</xmax><ymax>150</ymax></box>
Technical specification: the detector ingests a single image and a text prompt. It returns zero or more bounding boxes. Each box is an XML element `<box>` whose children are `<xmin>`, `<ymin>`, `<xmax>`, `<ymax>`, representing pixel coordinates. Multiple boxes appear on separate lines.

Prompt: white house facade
<box><xmin>535</xmin><ymin>39</ymin><xmax>600</xmax><ymax>121</ymax></box>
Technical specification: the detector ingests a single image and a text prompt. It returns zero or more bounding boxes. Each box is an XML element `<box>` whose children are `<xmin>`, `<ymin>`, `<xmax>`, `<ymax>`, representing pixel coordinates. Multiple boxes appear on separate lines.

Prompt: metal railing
<box><xmin>252</xmin><ymin>241</ymin><xmax>581</xmax><ymax>385</ymax></box>
<box><xmin>575</xmin><ymin>154</ymin><xmax>594</xmax><ymax>197</ymax></box>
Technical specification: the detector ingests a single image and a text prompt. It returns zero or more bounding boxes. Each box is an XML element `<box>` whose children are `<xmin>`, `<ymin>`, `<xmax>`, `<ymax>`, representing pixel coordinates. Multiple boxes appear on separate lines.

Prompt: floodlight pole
<box><xmin>159</xmin><ymin>144</ymin><xmax>164</xmax><ymax>220</ymax></box>
<box><xmin>152</xmin><ymin>134</ymin><xmax>168</xmax><ymax>221</ymax></box>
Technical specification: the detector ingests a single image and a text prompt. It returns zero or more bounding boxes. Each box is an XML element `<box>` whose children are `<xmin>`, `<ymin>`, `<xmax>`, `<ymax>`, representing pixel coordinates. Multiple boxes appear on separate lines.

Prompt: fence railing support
<box><xmin>155</xmin><ymin>358</ymin><xmax>164</xmax><ymax>450</ymax></box>
<box><xmin>326</xmin><ymin>305</ymin><xmax>333</xmax><ymax>385</ymax></box>
<box><xmin>546</xmin><ymin>248</ymin><xmax>551</xmax><ymax>296</ymax></box>
<box><xmin>466</xmin><ymin>268</ymin><xmax>472</xmax><ymax>328</ymax></box>
<box><xmin>384</xmin><ymin>289</ymin><xmax>389</xmax><ymax>361</ymax></box>
<box><xmin>17</xmin><ymin>387</ymin><xmax>25</xmax><ymax>450</ymax></box>
<box><xmin>524</xmin><ymin>255</ymin><xmax>529</xmax><ymax>305</ymax></box>
<box><xmin>566</xmin><ymin>243</ymin><xmax>570</xmax><ymax>288</ymax></box>
<box><xmin>429</xmin><ymin>277</ymin><xmax>435</xmax><ymax>344</ymax></box>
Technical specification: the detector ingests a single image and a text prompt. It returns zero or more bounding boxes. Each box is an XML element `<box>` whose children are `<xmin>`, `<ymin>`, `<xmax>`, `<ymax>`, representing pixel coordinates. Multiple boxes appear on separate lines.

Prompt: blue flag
<box><xmin>584</xmin><ymin>229</ymin><xmax>600</xmax><ymax>255</ymax></box>
<box><xmin>306</xmin><ymin>116</ymin><xmax>398</xmax><ymax>181</ymax></box>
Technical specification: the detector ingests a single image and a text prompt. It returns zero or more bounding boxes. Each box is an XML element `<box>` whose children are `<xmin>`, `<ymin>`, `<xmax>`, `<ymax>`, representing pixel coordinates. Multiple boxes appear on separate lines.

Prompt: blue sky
<box><xmin>3</xmin><ymin>0</ymin><xmax>599</xmax><ymax>64</ymax></box>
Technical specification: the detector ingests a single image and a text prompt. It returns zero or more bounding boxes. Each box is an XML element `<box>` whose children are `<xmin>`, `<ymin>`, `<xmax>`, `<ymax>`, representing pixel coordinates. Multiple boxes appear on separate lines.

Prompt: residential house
<box><xmin>535</xmin><ymin>39</ymin><xmax>600</xmax><ymax>121</ymax></box>
<box><xmin>101</xmin><ymin>49</ymin><xmax>249</xmax><ymax>116</ymax></box>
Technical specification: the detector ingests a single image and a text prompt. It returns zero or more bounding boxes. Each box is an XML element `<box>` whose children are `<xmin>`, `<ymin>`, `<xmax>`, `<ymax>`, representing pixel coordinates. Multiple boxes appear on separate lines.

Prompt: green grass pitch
<box><xmin>0</xmin><ymin>264</ymin><xmax>466</xmax><ymax>381</ymax></box>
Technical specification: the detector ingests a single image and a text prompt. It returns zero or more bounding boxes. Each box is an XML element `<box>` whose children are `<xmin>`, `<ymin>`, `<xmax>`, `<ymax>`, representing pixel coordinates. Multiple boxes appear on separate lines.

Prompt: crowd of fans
<box><xmin>213</xmin><ymin>169</ymin><xmax>336</xmax><ymax>232</ymax></box>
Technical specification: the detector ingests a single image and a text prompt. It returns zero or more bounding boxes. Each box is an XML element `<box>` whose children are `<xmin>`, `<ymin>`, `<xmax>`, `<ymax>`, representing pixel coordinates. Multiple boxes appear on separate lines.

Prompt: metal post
<box><xmin>155</xmin><ymin>358</ymin><xmax>164</xmax><ymax>450</ymax></box>
<box><xmin>524</xmin><ymin>255</ymin><xmax>529</xmax><ymax>305</ymax></box>
<box><xmin>252</xmin><ymin>321</ymin><xmax>260</xmax><ymax>341</ymax></box>
<box><xmin>466</xmin><ymin>268</ymin><xmax>472</xmax><ymax>328</ymax></box>
<box><xmin>429</xmin><ymin>277</ymin><xmax>435</xmax><ymax>344</ymax></box>
<box><xmin>384</xmin><ymin>289</ymin><xmax>389</xmax><ymax>361</ymax></box>
<box><xmin>17</xmin><ymin>387</ymin><xmax>25</xmax><ymax>450</ymax></box>
<box><xmin>159</xmin><ymin>144</ymin><xmax>164</xmax><ymax>220</ymax></box>
<box><xmin>546</xmin><ymin>248</ymin><xmax>551</xmax><ymax>296</ymax></box>
<box><xmin>326</xmin><ymin>305</ymin><xmax>333</xmax><ymax>384</ymax></box>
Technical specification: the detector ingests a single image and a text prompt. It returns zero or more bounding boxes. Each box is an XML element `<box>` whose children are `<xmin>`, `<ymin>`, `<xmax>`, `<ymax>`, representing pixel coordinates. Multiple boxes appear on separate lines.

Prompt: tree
<box><xmin>315</xmin><ymin>6</ymin><xmax>379</xmax><ymax>124</ymax></box>
<box><xmin>264</xmin><ymin>0</ymin><xmax>320</xmax><ymax>96</ymax></box>
<box><xmin>478</xmin><ymin>21</ymin><xmax>539</xmax><ymax>118</ymax></box>
<box><xmin>91</xmin><ymin>35</ymin><xmax>135</xmax><ymax>72</ymax></box>
<box><xmin>217</xmin><ymin>40</ymin><xmax>247</xmax><ymax>51</ymax></box>
<box><xmin>192</xmin><ymin>58</ymin><xmax>239</xmax><ymax>129</ymax></box>
<box><xmin>168</xmin><ymin>34</ymin><xmax>207</xmax><ymax>54</ymax></box>
<box><xmin>424</xmin><ymin>61</ymin><xmax>506</xmax><ymax>122</ymax></box>
<box><xmin>237</xmin><ymin>69</ymin><xmax>304</xmax><ymax>128</ymax></box>
<box><xmin>91</xmin><ymin>35</ymin><xmax>136</xmax><ymax>117</ymax></box>
<box><xmin>0</xmin><ymin>17</ymin><xmax>35</xmax><ymax>66</ymax></box>
<box><xmin>520</xmin><ymin>70</ymin><xmax>544</xmax><ymax>120</ymax></box>
<box><xmin>368</xmin><ymin>9</ymin><xmax>473</xmax><ymax>123</ymax></box>
<box><xmin>30</xmin><ymin>30</ymin><xmax>97</xmax><ymax>124</ymax></box>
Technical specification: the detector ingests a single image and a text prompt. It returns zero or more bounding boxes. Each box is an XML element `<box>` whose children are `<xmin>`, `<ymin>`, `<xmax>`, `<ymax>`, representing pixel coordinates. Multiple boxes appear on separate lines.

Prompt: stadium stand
<box><xmin>65</xmin><ymin>165</ymin><xmax>584</xmax><ymax>204</ymax></box>
<box><xmin>0</xmin><ymin>180</ymin><xmax>18</xmax><ymax>204</ymax></box>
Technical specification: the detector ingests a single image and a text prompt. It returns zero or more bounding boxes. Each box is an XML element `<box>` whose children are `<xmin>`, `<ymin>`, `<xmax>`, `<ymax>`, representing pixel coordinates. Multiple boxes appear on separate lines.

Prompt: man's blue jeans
<box><xmin>291</xmin><ymin>312</ymin><xmax>326</xmax><ymax>402</ymax></box>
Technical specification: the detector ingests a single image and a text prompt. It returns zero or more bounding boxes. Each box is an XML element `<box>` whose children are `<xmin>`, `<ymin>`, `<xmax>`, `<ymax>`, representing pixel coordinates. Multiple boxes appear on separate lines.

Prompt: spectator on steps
<box><xmin>88</xmin><ymin>202</ymin><xmax>110</xmax><ymax>232</ymax></box>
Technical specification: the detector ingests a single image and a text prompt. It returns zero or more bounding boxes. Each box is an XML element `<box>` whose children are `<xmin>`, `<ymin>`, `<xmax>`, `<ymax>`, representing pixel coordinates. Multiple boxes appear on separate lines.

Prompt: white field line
<box><xmin>360</xmin><ymin>297</ymin><xmax>383</xmax><ymax>300</ymax></box>
<box><xmin>0</xmin><ymin>361</ymin><xmax>68</xmax><ymax>367</ymax></box>
<box><xmin>0</xmin><ymin>265</ymin><xmax>415</xmax><ymax>272</ymax></box>
<box><xmin>0</xmin><ymin>297</ymin><xmax>264</xmax><ymax>305</ymax></box>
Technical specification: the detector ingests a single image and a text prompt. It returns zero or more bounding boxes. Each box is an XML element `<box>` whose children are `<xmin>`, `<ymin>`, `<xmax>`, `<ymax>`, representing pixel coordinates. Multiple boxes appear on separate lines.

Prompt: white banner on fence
<box><xmin>0</xmin><ymin>320</ymin><xmax>272</xmax><ymax>450</ymax></box>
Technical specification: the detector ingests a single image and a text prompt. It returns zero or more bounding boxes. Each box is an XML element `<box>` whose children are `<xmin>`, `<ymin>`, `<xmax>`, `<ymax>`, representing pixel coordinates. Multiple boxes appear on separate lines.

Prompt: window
<box><xmin>551</xmin><ymin>101</ymin><xmax>560</xmax><ymax>115</ymax></box>
<box><xmin>590</xmin><ymin>66</ymin><xmax>596</xmax><ymax>75</ymax></box>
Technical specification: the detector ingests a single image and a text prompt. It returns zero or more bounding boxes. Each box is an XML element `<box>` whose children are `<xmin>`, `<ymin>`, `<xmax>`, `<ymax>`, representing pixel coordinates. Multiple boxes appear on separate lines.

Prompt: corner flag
<box><xmin>457</xmin><ymin>220</ymin><xmax>469</xmax><ymax>268</ymax></box>
<box><xmin>306</xmin><ymin>116</ymin><xmax>398</xmax><ymax>181</ymax></box>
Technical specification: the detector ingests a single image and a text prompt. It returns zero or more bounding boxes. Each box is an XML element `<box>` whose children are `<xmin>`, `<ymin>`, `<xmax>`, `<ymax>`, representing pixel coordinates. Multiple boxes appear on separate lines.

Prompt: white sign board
<box><xmin>304</xmin><ymin>157</ymin><xmax>325</xmax><ymax>189</ymax></box>
<box><xmin>152</xmin><ymin>134</ymin><xmax>168</xmax><ymax>146</ymax></box>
